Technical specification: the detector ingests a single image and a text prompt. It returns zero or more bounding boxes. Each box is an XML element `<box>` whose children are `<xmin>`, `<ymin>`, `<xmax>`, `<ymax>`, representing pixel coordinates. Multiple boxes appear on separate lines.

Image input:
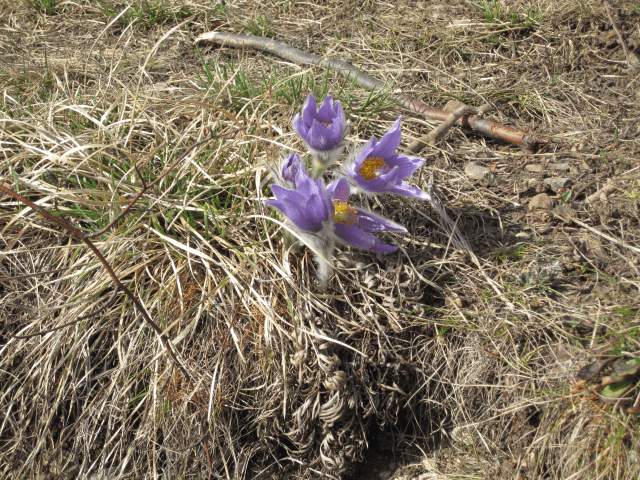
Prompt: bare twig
<box><xmin>408</xmin><ymin>103</ymin><xmax>495</xmax><ymax>151</ymax></box>
<box><xmin>603</xmin><ymin>0</ymin><xmax>636</xmax><ymax>70</ymax></box>
<box><xmin>554</xmin><ymin>211</ymin><xmax>640</xmax><ymax>255</ymax></box>
<box><xmin>195</xmin><ymin>32</ymin><xmax>548</xmax><ymax>152</ymax></box>
<box><xmin>0</xmin><ymin>181</ymin><xmax>192</xmax><ymax>380</ymax></box>
<box><xmin>586</xmin><ymin>178</ymin><xmax>618</xmax><ymax>204</ymax></box>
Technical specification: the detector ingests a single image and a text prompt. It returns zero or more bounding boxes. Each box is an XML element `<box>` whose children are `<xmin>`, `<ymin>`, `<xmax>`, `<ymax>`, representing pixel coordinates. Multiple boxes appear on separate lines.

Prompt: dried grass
<box><xmin>1</xmin><ymin>0</ymin><xmax>639</xmax><ymax>479</ymax></box>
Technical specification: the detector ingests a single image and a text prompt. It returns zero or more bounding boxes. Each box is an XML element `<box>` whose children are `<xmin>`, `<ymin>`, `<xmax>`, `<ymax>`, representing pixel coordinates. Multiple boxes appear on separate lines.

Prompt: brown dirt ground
<box><xmin>1</xmin><ymin>0</ymin><xmax>640</xmax><ymax>479</ymax></box>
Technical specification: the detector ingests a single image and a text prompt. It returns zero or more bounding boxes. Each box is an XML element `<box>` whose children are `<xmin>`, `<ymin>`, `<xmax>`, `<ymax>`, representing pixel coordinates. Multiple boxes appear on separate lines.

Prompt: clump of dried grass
<box><xmin>1</xmin><ymin>0</ymin><xmax>639</xmax><ymax>479</ymax></box>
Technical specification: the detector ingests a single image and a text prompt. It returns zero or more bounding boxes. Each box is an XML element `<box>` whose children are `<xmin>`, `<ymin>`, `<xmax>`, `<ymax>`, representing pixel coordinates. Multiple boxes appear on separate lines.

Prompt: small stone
<box><xmin>524</xmin><ymin>178</ymin><xmax>539</xmax><ymax>189</ymax></box>
<box><xmin>529</xmin><ymin>193</ymin><xmax>553</xmax><ymax>211</ymax></box>
<box><xmin>465</xmin><ymin>161</ymin><xmax>491</xmax><ymax>180</ymax></box>
<box><xmin>446</xmin><ymin>296</ymin><xmax>463</xmax><ymax>308</ymax></box>
<box><xmin>422</xmin><ymin>457</ymin><xmax>437</xmax><ymax>470</ymax></box>
<box><xmin>549</xmin><ymin>162</ymin><xmax>570</xmax><ymax>171</ymax></box>
<box><xmin>563</xmin><ymin>261</ymin><xmax>578</xmax><ymax>271</ymax></box>
<box><xmin>543</xmin><ymin>177</ymin><xmax>571</xmax><ymax>191</ymax></box>
<box><xmin>525</xmin><ymin>164</ymin><xmax>544</xmax><ymax>173</ymax></box>
<box><xmin>417</xmin><ymin>473</ymin><xmax>438</xmax><ymax>480</ymax></box>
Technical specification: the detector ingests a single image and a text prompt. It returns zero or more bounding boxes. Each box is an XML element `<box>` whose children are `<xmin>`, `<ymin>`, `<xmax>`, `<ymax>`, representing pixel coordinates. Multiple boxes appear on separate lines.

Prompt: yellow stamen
<box><xmin>333</xmin><ymin>201</ymin><xmax>359</xmax><ymax>226</ymax></box>
<box><xmin>357</xmin><ymin>157</ymin><xmax>388</xmax><ymax>181</ymax></box>
<box><xmin>321</xmin><ymin>121</ymin><xmax>332</xmax><ymax>127</ymax></box>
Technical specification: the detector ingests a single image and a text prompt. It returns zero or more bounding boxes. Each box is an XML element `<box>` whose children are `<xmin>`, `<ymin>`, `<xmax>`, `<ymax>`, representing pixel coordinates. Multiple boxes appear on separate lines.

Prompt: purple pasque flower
<box><xmin>268</xmin><ymin>153</ymin><xmax>303</xmax><ymax>189</ymax></box>
<box><xmin>281</xmin><ymin>153</ymin><xmax>301</xmax><ymax>183</ymax></box>
<box><xmin>265</xmin><ymin>162</ymin><xmax>331</xmax><ymax>234</ymax></box>
<box><xmin>342</xmin><ymin>117</ymin><xmax>431</xmax><ymax>201</ymax></box>
<box><xmin>264</xmin><ymin>167</ymin><xmax>404</xmax><ymax>282</ymax></box>
<box><xmin>265</xmin><ymin>162</ymin><xmax>336</xmax><ymax>283</ymax></box>
<box><xmin>327</xmin><ymin>178</ymin><xmax>405</xmax><ymax>254</ymax></box>
<box><xmin>293</xmin><ymin>94</ymin><xmax>350</xmax><ymax>168</ymax></box>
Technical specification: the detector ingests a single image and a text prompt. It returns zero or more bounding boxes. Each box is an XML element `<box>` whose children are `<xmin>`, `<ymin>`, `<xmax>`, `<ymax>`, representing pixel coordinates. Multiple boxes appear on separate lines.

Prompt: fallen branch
<box><xmin>195</xmin><ymin>31</ymin><xmax>549</xmax><ymax>153</ymax></box>
<box><xmin>408</xmin><ymin>103</ymin><xmax>495</xmax><ymax>150</ymax></box>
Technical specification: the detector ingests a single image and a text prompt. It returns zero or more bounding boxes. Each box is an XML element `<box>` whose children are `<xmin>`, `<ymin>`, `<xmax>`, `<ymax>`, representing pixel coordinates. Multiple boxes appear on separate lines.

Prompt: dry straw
<box><xmin>1</xmin><ymin>1</ymin><xmax>639</xmax><ymax>479</ymax></box>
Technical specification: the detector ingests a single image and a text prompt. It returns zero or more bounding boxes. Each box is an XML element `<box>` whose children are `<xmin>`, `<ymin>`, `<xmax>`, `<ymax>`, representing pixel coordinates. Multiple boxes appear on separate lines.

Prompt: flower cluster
<box><xmin>265</xmin><ymin>93</ymin><xmax>429</xmax><ymax>284</ymax></box>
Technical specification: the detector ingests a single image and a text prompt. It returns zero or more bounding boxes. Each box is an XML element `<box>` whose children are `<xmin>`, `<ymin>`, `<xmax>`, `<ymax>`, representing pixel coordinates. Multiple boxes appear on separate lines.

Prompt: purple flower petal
<box><xmin>355</xmin><ymin>165</ymin><xmax>401</xmax><ymax>192</ymax></box>
<box><xmin>271</xmin><ymin>184</ymin><xmax>305</xmax><ymax>204</ymax></box>
<box><xmin>266</xmin><ymin>160</ymin><xmax>334</xmax><ymax>232</ymax></box>
<box><xmin>293</xmin><ymin>165</ymin><xmax>317</xmax><ymax>196</ymax></box>
<box><xmin>301</xmin><ymin>94</ymin><xmax>317</xmax><ymax>126</ymax></box>
<box><xmin>334</xmin><ymin>223</ymin><xmax>398</xmax><ymax>253</ymax></box>
<box><xmin>293</xmin><ymin>167</ymin><xmax>331</xmax><ymax>224</ymax></box>
<box><xmin>266</xmin><ymin>185</ymin><xmax>323</xmax><ymax>232</ymax></box>
<box><xmin>355</xmin><ymin>139</ymin><xmax>377</xmax><ymax>169</ymax></box>
<box><xmin>265</xmin><ymin>198</ymin><xmax>315</xmax><ymax>232</ymax></box>
<box><xmin>370</xmin><ymin>117</ymin><xmax>402</xmax><ymax>160</ymax></box>
<box><xmin>293</xmin><ymin>94</ymin><xmax>347</xmax><ymax>157</ymax></box>
<box><xmin>292</xmin><ymin>113</ymin><xmax>308</xmax><ymax>137</ymax></box>
<box><xmin>353</xmin><ymin>208</ymin><xmax>407</xmax><ymax>232</ymax></box>
<box><xmin>308</xmin><ymin>121</ymin><xmax>341</xmax><ymax>151</ymax></box>
<box><xmin>388</xmin><ymin>182</ymin><xmax>432</xmax><ymax>201</ymax></box>
<box><xmin>306</xmin><ymin>191</ymin><xmax>330</xmax><ymax>224</ymax></box>
<box><xmin>345</xmin><ymin>116</ymin><xmax>429</xmax><ymax>200</ymax></box>
<box><xmin>385</xmin><ymin>154</ymin><xmax>424</xmax><ymax>179</ymax></box>
<box><xmin>281</xmin><ymin>153</ymin><xmax>302</xmax><ymax>183</ymax></box>
<box><xmin>316</xmin><ymin>95</ymin><xmax>337</xmax><ymax>122</ymax></box>
<box><xmin>326</xmin><ymin>177</ymin><xmax>350</xmax><ymax>203</ymax></box>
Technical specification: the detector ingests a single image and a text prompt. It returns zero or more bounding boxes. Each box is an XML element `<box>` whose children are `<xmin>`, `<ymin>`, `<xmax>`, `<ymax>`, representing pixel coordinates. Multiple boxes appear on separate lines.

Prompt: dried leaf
<box><xmin>601</xmin><ymin>360</ymin><xmax>640</xmax><ymax>385</ymax></box>
<box><xmin>576</xmin><ymin>358</ymin><xmax>616</xmax><ymax>381</ymax></box>
<box><xmin>612</xmin><ymin>360</ymin><xmax>640</xmax><ymax>376</ymax></box>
